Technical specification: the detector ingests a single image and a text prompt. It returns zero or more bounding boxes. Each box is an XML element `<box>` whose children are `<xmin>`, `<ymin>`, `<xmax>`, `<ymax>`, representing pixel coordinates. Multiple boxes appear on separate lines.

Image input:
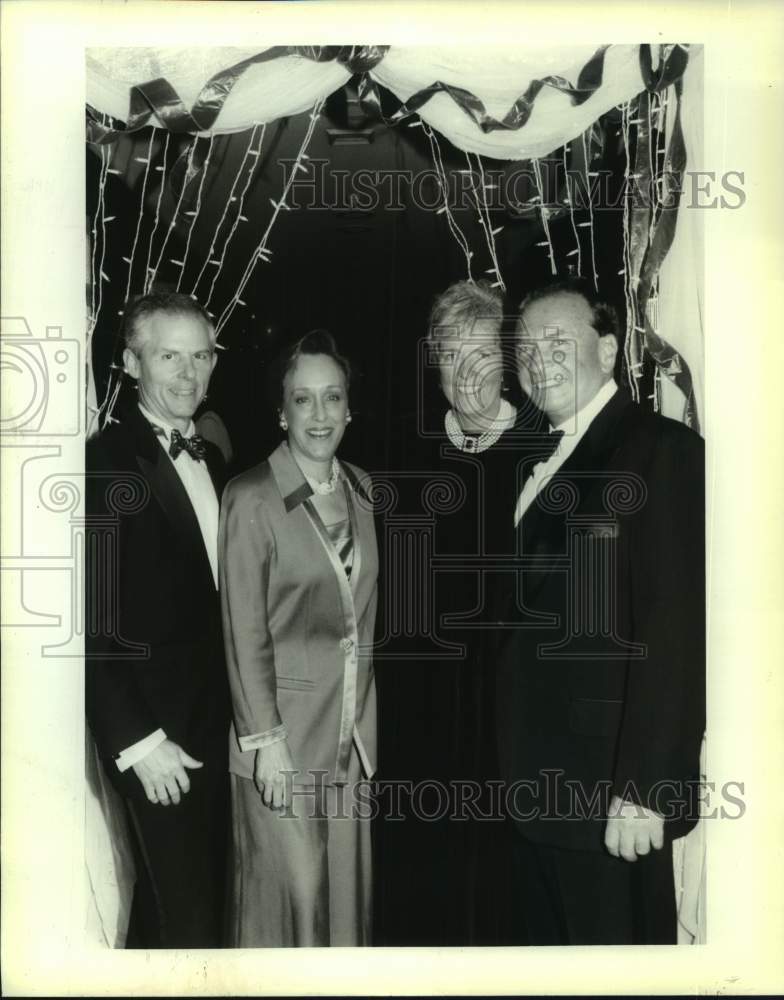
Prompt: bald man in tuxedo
<box><xmin>493</xmin><ymin>279</ymin><xmax>704</xmax><ymax>944</ymax></box>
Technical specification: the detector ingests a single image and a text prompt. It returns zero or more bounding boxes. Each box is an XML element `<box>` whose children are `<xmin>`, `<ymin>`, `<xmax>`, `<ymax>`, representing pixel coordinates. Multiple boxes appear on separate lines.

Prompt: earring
<box><xmin>346</xmin><ymin>413</ymin><xmax>352</xmax><ymax>423</ymax></box>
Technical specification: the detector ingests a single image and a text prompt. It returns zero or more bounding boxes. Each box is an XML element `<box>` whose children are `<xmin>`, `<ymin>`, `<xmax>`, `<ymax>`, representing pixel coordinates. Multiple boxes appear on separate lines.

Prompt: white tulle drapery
<box><xmin>87</xmin><ymin>44</ymin><xmax>660</xmax><ymax>160</ymax></box>
<box><xmin>85</xmin><ymin>729</ymin><xmax>135</xmax><ymax>947</ymax></box>
<box><xmin>87</xmin><ymin>47</ymin><xmax>351</xmax><ymax>135</ymax></box>
<box><xmin>372</xmin><ymin>45</ymin><xmax>649</xmax><ymax>160</ymax></box>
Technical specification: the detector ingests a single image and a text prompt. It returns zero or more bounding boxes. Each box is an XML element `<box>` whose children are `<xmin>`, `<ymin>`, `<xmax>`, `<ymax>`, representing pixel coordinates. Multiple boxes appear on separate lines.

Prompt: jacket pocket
<box><xmin>276</xmin><ymin>675</ymin><xmax>316</xmax><ymax>692</ymax></box>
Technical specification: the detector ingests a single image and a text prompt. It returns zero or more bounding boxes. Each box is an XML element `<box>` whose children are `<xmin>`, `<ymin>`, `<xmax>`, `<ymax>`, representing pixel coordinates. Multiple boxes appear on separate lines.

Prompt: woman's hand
<box><xmin>253</xmin><ymin>739</ymin><xmax>295</xmax><ymax>810</ymax></box>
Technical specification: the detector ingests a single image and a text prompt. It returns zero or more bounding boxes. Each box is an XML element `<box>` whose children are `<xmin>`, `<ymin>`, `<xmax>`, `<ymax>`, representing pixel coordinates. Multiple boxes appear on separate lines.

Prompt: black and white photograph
<box><xmin>2</xmin><ymin>1</ymin><xmax>783</xmax><ymax>995</ymax></box>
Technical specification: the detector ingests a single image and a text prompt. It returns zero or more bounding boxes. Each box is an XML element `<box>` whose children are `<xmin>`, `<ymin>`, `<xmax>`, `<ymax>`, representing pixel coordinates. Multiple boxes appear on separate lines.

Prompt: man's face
<box><xmin>123</xmin><ymin>311</ymin><xmax>217</xmax><ymax>433</ymax></box>
<box><xmin>432</xmin><ymin>318</ymin><xmax>503</xmax><ymax>418</ymax></box>
<box><xmin>516</xmin><ymin>292</ymin><xmax>617</xmax><ymax>426</ymax></box>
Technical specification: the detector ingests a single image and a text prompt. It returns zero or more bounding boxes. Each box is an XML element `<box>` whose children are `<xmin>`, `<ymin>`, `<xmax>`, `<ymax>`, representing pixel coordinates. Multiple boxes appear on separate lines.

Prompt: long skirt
<box><xmin>229</xmin><ymin>749</ymin><xmax>371</xmax><ymax>947</ymax></box>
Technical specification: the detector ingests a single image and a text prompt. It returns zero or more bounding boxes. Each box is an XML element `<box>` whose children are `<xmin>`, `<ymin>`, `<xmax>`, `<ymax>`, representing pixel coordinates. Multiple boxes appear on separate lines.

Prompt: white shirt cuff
<box><xmin>238</xmin><ymin>723</ymin><xmax>288</xmax><ymax>753</ymax></box>
<box><xmin>115</xmin><ymin>728</ymin><xmax>167</xmax><ymax>772</ymax></box>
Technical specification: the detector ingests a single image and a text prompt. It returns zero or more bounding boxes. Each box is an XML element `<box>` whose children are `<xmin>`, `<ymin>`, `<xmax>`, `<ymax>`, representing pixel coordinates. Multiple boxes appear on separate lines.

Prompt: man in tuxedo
<box><xmin>494</xmin><ymin>278</ymin><xmax>705</xmax><ymax>944</ymax></box>
<box><xmin>86</xmin><ymin>292</ymin><xmax>231</xmax><ymax>948</ymax></box>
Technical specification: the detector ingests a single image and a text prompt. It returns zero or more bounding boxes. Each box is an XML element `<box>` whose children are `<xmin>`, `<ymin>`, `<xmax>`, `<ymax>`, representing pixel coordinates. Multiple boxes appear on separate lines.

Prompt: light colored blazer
<box><xmin>219</xmin><ymin>441</ymin><xmax>378</xmax><ymax>786</ymax></box>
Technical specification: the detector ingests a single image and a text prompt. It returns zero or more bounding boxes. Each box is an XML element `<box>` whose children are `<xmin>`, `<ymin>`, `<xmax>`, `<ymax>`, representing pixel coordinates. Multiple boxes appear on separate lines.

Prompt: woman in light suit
<box><xmin>219</xmin><ymin>330</ymin><xmax>378</xmax><ymax>947</ymax></box>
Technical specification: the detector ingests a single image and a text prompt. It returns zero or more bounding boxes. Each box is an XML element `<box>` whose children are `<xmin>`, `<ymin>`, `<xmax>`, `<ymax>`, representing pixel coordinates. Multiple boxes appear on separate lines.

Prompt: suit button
<box><xmin>340</xmin><ymin>637</ymin><xmax>354</xmax><ymax>654</ymax></box>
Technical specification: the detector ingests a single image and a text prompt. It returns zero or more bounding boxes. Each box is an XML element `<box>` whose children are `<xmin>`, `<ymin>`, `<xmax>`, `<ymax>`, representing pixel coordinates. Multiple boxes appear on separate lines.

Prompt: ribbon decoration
<box><xmin>623</xmin><ymin>78</ymin><xmax>700</xmax><ymax>430</ymax></box>
<box><xmin>356</xmin><ymin>45</ymin><xmax>612</xmax><ymax>134</ymax></box>
<box><xmin>86</xmin><ymin>46</ymin><xmax>389</xmax><ymax>143</ymax></box>
<box><xmin>86</xmin><ymin>44</ymin><xmax>689</xmax><ymax>144</ymax></box>
<box><xmin>639</xmin><ymin>43</ymin><xmax>690</xmax><ymax>94</ymax></box>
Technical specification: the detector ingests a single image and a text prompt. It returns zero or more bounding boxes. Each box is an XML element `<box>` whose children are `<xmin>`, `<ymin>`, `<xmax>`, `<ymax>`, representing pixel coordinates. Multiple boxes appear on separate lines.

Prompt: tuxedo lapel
<box><xmin>517</xmin><ymin>389</ymin><xmax>633</xmax><ymax>593</ymax></box>
<box><xmin>129</xmin><ymin>408</ymin><xmax>216</xmax><ymax>591</ymax></box>
<box><xmin>203</xmin><ymin>441</ymin><xmax>227</xmax><ymax>501</ymax></box>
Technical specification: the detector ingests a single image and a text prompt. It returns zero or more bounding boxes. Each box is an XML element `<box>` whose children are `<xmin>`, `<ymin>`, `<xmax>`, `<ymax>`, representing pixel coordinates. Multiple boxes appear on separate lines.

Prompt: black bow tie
<box><xmin>541</xmin><ymin>429</ymin><xmax>565</xmax><ymax>461</ymax></box>
<box><xmin>166</xmin><ymin>428</ymin><xmax>207</xmax><ymax>462</ymax></box>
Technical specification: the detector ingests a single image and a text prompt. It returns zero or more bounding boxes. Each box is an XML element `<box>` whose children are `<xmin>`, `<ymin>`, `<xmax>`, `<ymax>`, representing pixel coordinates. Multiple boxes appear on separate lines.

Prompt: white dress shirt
<box><xmin>116</xmin><ymin>404</ymin><xmax>220</xmax><ymax>772</ymax></box>
<box><xmin>514</xmin><ymin>379</ymin><xmax>618</xmax><ymax>528</ymax></box>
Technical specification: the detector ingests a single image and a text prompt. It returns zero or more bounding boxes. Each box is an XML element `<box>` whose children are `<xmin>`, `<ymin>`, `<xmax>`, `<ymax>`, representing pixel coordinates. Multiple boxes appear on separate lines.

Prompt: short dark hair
<box><xmin>272</xmin><ymin>329</ymin><xmax>352</xmax><ymax>410</ymax></box>
<box><xmin>122</xmin><ymin>292</ymin><xmax>215</xmax><ymax>354</ymax></box>
<box><xmin>519</xmin><ymin>278</ymin><xmax>620</xmax><ymax>341</ymax></box>
<box><xmin>428</xmin><ymin>279</ymin><xmax>504</xmax><ymax>340</ymax></box>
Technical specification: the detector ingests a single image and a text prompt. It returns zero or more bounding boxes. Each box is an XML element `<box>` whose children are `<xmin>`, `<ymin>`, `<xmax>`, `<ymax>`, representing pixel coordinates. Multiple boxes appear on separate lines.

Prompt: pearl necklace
<box><xmin>444</xmin><ymin>398</ymin><xmax>516</xmax><ymax>453</ymax></box>
<box><xmin>304</xmin><ymin>458</ymin><xmax>340</xmax><ymax>495</ymax></box>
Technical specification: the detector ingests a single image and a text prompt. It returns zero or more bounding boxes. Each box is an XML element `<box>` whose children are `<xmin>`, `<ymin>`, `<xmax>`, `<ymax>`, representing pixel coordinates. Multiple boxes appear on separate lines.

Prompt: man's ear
<box><xmin>210</xmin><ymin>349</ymin><xmax>218</xmax><ymax>374</ymax></box>
<box><xmin>123</xmin><ymin>347</ymin><xmax>140</xmax><ymax>379</ymax></box>
<box><xmin>599</xmin><ymin>334</ymin><xmax>618</xmax><ymax>374</ymax></box>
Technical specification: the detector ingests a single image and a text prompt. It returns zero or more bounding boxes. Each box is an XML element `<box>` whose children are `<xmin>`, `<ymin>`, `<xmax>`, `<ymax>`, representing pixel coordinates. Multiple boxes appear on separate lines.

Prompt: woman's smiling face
<box><xmin>433</xmin><ymin>318</ymin><xmax>503</xmax><ymax>417</ymax></box>
<box><xmin>281</xmin><ymin>353</ymin><xmax>349</xmax><ymax>472</ymax></box>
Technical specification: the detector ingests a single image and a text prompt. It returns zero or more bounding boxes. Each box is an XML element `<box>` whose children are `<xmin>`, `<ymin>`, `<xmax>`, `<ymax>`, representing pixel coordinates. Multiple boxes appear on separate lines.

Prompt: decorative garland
<box><xmin>176</xmin><ymin>133</ymin><xmax>215</xmax><ymax>291</ymax></box>
<box><xmin>422</xmin><ymin>123</ymin><xmax>475</xmax><ymax>282</ymax></box>
<box><xmin>532</xmin><ymin>157</ymin><xmax>557</xmax><ymax>277</ymax></box>
<box><xmin>141</xmin><ymin>131</ymin><xmax>171</xmax><ymax>293</ymax></box>
<box><xmin>123</xmin><ymin>130</ymin><xmax>156</xmax><ymax>304</ymax></box>
<box><xmin>86</xmin><ymin>44</ymin><xmax>689</xmax><ymax>143</ymax></box>
<box><xmin>464</xmin><ymin>152</ymin><xmax>505</xmax><ymax>291</ymax></box>
<box><xmin>85</xmin><ymin>44</ymin><xmax>694</xmax><ymax>431</ymax></box>
<box><xmin>214</xmin><ymin>99</ymin><xmax>325</xmax><ymax>337</ymax></box>
<box><xmin>146</xmin><ymin>137</ymin><xmax>198</xmax><ymax>291</ymax></box>
<box><xmin>621</xmin><ymin>78</ymin><xmax>700</xmax><ymax>430</ymax></box>
<box><xmin>190</xmin><ymin>123</ymin><xmax>263</xmax><ymax>301</ymax></box>
<box><xmin>563</xmin><ymin>143</ymin><xmax>582</xmax><ymax>278</ymax></box>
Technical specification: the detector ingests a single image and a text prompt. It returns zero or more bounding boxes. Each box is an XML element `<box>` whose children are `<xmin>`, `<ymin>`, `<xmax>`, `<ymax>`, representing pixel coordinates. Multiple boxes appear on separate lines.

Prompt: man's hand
<box><xmin>254</xmin><ymin>739</ymin><xmax>295</xmax><ymax>811</ymax></box>
<box><xmin>604</xmin><ymin>794</ymin><xmax>665</xmax><ymax>861</ymax></box>
<box><xmin>132</xmin><ymin>739</ymin><xmax>203</xmax><ymax>806</ymax></box>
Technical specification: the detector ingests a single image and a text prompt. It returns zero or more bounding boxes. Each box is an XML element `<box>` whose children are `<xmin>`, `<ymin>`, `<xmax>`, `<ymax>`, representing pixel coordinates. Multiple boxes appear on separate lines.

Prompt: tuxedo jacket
<box><xmin>494</xmin><ymin>389</ymin><xmax>705</xmax><ymax>851</ymax></box>
<box><xmin>85</xmin><ymin>406</ymin><xmax>231</xmax><ymax>795</ymax></box>
<box><xmin>219</xmin><ymin>441</ymin><xmax>379</xmax><ymax>786</ymax></box>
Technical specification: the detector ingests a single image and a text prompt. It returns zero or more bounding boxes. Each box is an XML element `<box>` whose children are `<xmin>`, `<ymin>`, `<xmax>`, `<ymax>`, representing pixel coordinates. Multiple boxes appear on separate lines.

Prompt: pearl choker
<box><xmin>304</xmin><ymin>458</ymin><xmax>340</xmax><ymax>495</ymax></box>
<box><xmin>444</xmin><ymin>399</ymin><xmax>516</xmax><ymax>453</ymax></box>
